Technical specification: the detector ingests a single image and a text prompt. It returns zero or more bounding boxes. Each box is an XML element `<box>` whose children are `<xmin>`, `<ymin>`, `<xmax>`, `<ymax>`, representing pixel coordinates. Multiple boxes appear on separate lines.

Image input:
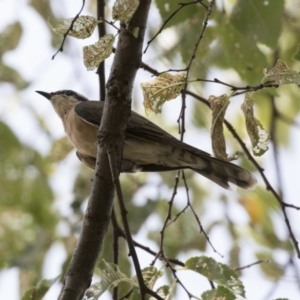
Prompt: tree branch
<box><xmin>58</xmin><ymin>1</ymin><xmax>152</xmax><ymax>299</ymax></box>
<box><xmin>96</xmin><ymin>0</ymin><xmax>106</xmax><ymax>101</ymax></box>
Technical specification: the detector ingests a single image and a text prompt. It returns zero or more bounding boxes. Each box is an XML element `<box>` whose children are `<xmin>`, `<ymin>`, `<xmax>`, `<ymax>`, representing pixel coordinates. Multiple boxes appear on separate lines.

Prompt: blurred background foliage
<box><xmin>0</xmin><ymin>0</ymin><xmax>299</xmax><ymax>299</ymax></box>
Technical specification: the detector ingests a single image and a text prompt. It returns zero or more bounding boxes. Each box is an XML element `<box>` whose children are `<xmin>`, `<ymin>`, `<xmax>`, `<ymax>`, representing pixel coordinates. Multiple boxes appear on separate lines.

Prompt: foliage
<box><xmin>0</xmin><ymin>0</ymin><xmax>299</xmax><ymax>299</ymax></box>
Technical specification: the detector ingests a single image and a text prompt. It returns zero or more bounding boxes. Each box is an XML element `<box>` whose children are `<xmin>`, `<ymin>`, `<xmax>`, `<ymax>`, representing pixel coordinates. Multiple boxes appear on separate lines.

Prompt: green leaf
<box><xmin>0</xmin><ymin>121</ymin><xmax>57</xmax><ymax>269</ymax></box>
<box><xmin>155</xmin><ymin>1</ymin><xmax>203</xmax><ymax>29</ymax></box>
<box><xmin>292</xmin><ymin>43</ymin><xmax>300</xmax><ymax>62</ymax></box>
<box><xmin>155</xmin><ymin>285</ymin><xmax>171</xmax><ymax>299</ymax></box>
<box><xmin>230</xmin><ymin>0</ymin><xmax>284</xmax><ymax>49</ymax></box>
<box><xmin>0</xmin><ymin>22</ymin><xmax>22</xmax><ymax>57</ymax></box>
<box><xmin>130</xmin><ymin>266</ymin><xmax>163</xmax><ymax>300</ymax></box>
<box><xmin>139</xmin><ymin>266</ymin><xmax>163</xmax><ymax>289</ymax></box>
<box><xmin>0</xmin><ymin>63</ymin><xmax>29</xmax><ymax>89</ymax></box>
<box><xmin>49</xmin><ymin>137</ymin><xmax>74</xmax><ymax>163</ymax></box>
<box><xmin>202</xmin><ymin>285</ymin><xmax>236</xmax><ymax>300</ymax></box>
<box><xmin>256</xmin><ymin>252</ymin><xmax>284</xmax><ymax>281</ymax></box>
<box><xmin>154</xmin><ymin>280</ymin><xmax>176</xmax><ymax>300</ymax></box>
<box><xmin>85</xmin><ymin>259</ymin><xmax>135</xmax><ymax>299</ymax></box>
<box><xmin>215</xmin><ymin>21</ymin><xmax>267</xmax><ymax>85</ymax></box>
<box><xmin>185</xmin><ymin>256</ymin><xmax>245</xmax><ymax>297</ymax></box>
<box><xmin>21</xmin><ymin>275</ymin><xmax>60</xmax><ymax>300</ymax></box>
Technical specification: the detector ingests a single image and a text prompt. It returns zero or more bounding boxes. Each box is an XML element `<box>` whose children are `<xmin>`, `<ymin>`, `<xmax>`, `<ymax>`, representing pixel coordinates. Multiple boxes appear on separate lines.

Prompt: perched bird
<box><xmin>36</xmin><ymin>90</ymin><xmax>256</xmax><ymax>189</ymax></box>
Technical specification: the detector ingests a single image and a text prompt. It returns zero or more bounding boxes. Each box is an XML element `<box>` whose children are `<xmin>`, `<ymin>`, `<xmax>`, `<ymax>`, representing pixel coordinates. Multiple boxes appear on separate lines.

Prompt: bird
<box><xmin>36</xmin><ymin>89</ymin><xmax>256</xmax><ymax>189</ymax></box>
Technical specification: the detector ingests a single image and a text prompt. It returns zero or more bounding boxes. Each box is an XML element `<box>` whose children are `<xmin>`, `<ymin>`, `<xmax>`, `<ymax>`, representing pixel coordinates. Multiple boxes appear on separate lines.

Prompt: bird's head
<box><xmin>36</xmin><ymin>90</ymin><xmax>89</xmax><ymax>119</ymax></box>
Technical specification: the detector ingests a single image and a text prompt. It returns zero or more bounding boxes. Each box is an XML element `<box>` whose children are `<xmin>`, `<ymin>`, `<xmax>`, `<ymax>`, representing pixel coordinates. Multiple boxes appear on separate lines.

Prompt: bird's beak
<box><xmin>36</xmin><ymin>91</ymin><xmax>51</xmax><ymax>100</ymax></box>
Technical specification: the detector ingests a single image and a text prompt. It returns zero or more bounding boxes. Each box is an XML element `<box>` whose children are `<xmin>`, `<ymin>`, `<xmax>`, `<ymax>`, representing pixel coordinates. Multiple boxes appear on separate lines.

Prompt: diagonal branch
<box><xmin>52</xmin><ymin>0</ymin><xmax>86</xmax><ymax>60</ymax></box>
<box><xmin>107</xmin><ymin>149</ymin><xmax>145</xmax><ymax>298</ymax></box>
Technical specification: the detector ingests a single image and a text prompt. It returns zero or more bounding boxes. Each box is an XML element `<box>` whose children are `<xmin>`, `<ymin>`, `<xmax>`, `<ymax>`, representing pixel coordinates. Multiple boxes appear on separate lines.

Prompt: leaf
<box><xmin>154</xmin><ymin>285</ymin><xmax>171</xmax><ymax>300</ymax></box>
<box><xmin>185</xmin><ymin>256</ymin><xmax>246</xmax><ymax>297</ymax></box>
<box><xmin>85</xmin><ymin>259</ymin><xmax>136</xmax><ymax>299</ymax></box>
<box><xmin>201</xmin><ymin>285</ymin><xmax>236</xmax><ymax>300</ymax></box>
<box><xmin>21</xmin><ymin>275</ymin><xmax>60</xmax><ymax>300</ymax></box>
<box><xmin>263</xmin><ymin>59</ymin><xmax>300</xmax><ymax>86</ymax></box>
<box><xmin>256</xmin><ymin>252</ymin><xmax>284</xmax><ymax>281</ymax></box>
<box><xmin>49</xmin><ymin>137</ymin><xmax>74</xmax><ymax>163</ymax></box>
<box><xmin>112</xmin><ymin>0</ymin><xmax>140</xmax><ymax>24</ymax></box>
<box><xmin>141</xmin><ymin>72</ymin><xmax>186</xmax><ymax>114</ymax></box>
<box><xmin>83</xmin><ymin>34</ymin><xmax>115</xmax><ymax>71</ymax></box>
<box><xmin>139</xmin><ymin>266</ymin><xmax>163</xmax><ymax>289</ymax></box>
<box><xmin>230</xmin><ymin>0</ymin><xmax>284</xmax><ymax>49</ymax></box>
<box><xmin>0</xmin><ymin>22</ymin><xmax>23</xmax><ymax>57</ymax></box>
<box><xmin>0</xmin><ymin>63</ymin><xmax>29</xmax><ymax>89</ymax></box>
<box><xmin>209</xmin><ymin>95</ymin><xmax>238</xmax><ymax>161</ymax></box>
<box><xmin>292</xmin><ymin>43</ymin><xmax>300</xmax><ymax>62</ymax></box>
<box><xmin>215</xmin><ymin>20</ymin><xmax>267</xmax><ymax>85</ymax></box>
<box><xmin>155</xmin><ymin>0</ymin><xmax>203</xmax><ymax>29</ymax></box>
<box><xmin>209</xmin><ymin>94</ymin><xmax>230</xmax><ymax>160</ymax></box>
<box><xmin>49</xmin><ymin>15</ymin><xmax>99</xmax><ymax>39</ymax></box>
<box><xmin>239</xmin><ymin>195</ymin><xmax>265</xmax><ymax>224</ymax></box>
<box><xmin>241</xmin><ymin>93</ymin><xmax>270</xmax><ymax>156</ymax></box>
<box><xmin>130</xmin><ymin>266</ymin><xmax>163</xmax><ymax>300</ymax></box>
<box><xmin>153</xmin><ymin>281</ymin><xmax>176</xmax><ymax>300</ymax></box>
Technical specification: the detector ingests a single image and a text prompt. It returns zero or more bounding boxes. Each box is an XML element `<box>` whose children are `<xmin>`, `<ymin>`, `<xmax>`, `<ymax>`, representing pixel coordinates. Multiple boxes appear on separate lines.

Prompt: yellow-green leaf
<box><xmin>21</xmin><ymin>276</ymin><xmax>60</xmax><ymax>300</ymax></box>
<box><xmin>0</xmin><ymin>22</ymin><xmax>22</xmax><ymax>57</ymax></box>
<box><xmin>262</xmin><ymin>59</ymin><xmax>300</xmax><ymax>86</ymax></box>
<box><xmin>112</xmin><ymin>0</ymin><xmax>140</xmax><ymax>24</ymax></box>
<box><xmin>49</xmin><ymin>15</ymin><xmax>99</xmax><ymax>39</ymax></box>
<box><xmin>292</xmin><ymin>43</ymin><xmax>300</xmax><ymax>63</ymax></box>
<box><xmin>83</xmin><ymin>34</ymin><xmax>115</xmax><ymax>71</ymax></box>
<box><xmin>209</xmin><ymin>94</ymin><xmax>238</xmax><ymax>161</ymax></box>
<box><xmin>186</xmin><ymin>256</ymin><xmax>245</xmax><ymax>298</ymax></box>
<box><xmin>241</xmin><ymin>93</ymin><xmax>270</xmax><ymax>156</ymax></box>
<box><xmin>141</xmin><ymin>72</ymin><xmax>186</xmax><ymax>114</ymax></box>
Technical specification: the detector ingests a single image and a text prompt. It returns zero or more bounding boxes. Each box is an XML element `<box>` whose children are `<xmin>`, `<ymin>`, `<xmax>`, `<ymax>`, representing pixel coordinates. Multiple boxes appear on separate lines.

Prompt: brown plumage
<box><xmin>36</xmin><ymin>90</ymin><xmax>256</xmax><ymax>189</ymax></box>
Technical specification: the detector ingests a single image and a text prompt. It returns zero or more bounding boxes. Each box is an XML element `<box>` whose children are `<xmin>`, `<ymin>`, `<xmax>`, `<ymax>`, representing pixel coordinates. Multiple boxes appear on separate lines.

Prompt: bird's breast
<box><xmin>63</xmin><ymin>110</ymin><xmax>98</xmax><ymax>157</ymax></box>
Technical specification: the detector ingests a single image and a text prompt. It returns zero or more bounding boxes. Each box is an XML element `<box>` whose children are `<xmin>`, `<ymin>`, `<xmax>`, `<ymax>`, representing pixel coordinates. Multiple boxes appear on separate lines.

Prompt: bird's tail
<box><xmin>191</xmin><ymin>156</ymin><xmax>256</xmax><ymax>189</ymax></box>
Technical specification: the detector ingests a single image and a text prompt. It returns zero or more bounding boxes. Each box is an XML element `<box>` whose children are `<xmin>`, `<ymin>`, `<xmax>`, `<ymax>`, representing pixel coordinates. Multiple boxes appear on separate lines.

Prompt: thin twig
<box><xmin>107</xmin><ymin>149</ymin><xmax>146</xmax><ymax>299</ymax></box>
<box><xmin>99</xmin><ymin>17</ymin><xmax>120</xmax><ymax>31</ymax></box>
<box><xmin>235</xmin><ymin>260</ymin><xmax>269</xmax><ymax>272</ymax></box>
<box><xmin>194</xmin><ymin>78</ymin><xmax>278</xmax><ymax>95</ymax></box>
<box><xmin>52</xmin><ymin>0</ymin><xmax>86</xmax><ymax>60</ymax></box>
<box><xmin>182</xmin><ymin>172</ymin><xmax>222</xmax><ymax>257</ymax></box>
<box><xmin>184</xmin><ymin>89</ymin><xmax>300</xmax><ymax>258</ymax></box>
<box><xmin>144</xmin><ymin>1</ymin><xmax>201</xmax><ymax>53</ymax></box>
<box><xmin>108</xmin><ymin>149</ymin><xmax>163</xmax><ymax>300</ymax></box>
<box><xmin>151</xmin><ymin>172</ymin><xmax>180</xmax><ymax>266</ymax></box>
<box><xmin>110</xmin><ymin>211</ymin><xmax>185</xmax><ymax>266</ymax></box>
<box><xmin>283</xmin><ymin>203</ymin><xmax>300</xmax><ymax>210</ymax></box>
<box><xmin>111</xmin><ymin>208</ymin><xmax>120</xmax><ymax>300</ymax></box>
<box><xmin>180</xmin><ymin>0</ymin><xmax>215</xmax><ymax>140</ymax></box>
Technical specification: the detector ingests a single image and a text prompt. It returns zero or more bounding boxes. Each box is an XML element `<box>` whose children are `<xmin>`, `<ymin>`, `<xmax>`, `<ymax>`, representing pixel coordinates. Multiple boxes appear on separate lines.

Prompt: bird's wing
<box><xmin>76</xmin><ymin>151</ymin><xmax>96</xmax><ymax>169</ymax></box>
<box><xmin>74</xmin><ymin>101</ymin><xmax>104</xmax><ymax>127</ymax></box>
<box><xmin>75</xmin><ymin>101</ymin><xmax>211</xmax><ymax>157</ymax></box>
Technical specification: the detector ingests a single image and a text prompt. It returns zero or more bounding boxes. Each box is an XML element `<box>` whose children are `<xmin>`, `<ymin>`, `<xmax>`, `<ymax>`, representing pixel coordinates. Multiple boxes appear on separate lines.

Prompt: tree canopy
<box><xmin>0</xmin><ymin>0</ymin><xmax>300</xmax><ymax>299</ymax></box>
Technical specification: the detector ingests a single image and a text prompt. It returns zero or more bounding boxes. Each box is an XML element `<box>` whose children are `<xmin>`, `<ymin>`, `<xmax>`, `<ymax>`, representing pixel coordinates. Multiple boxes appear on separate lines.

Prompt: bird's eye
<box><xmin>65</xmin><ymin>90</ymin><xmax>75</xmax><ymax>96</ymax></box>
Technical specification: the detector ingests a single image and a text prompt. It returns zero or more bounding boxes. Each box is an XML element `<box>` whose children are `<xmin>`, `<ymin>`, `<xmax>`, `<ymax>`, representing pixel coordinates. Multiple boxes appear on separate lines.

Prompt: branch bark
<box><xmin>58</xmin><ymin>1</ymin><xmax>152</xmax><ymax>299</ymax></box>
